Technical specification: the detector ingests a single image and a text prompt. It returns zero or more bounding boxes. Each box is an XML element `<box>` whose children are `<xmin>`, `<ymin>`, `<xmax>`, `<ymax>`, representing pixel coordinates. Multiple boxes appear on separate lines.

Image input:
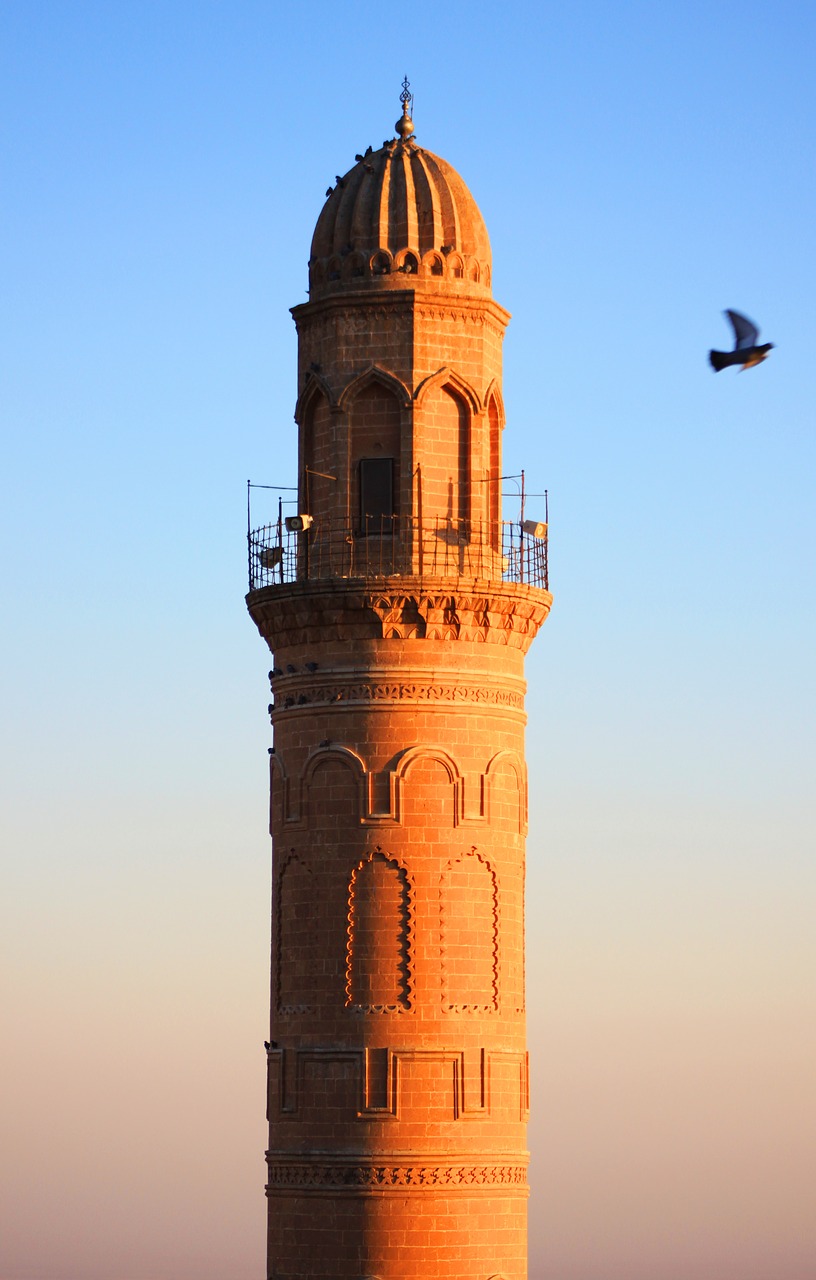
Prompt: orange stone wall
<box><xmin>248</xmin><ymin>616</ymin><xmax>545</xmax><ymax>1280</ymax></box>
<box><xmin>292</xmin><ymin>290</ymin><xmax>509</xmax><ymax>540</ymax></box>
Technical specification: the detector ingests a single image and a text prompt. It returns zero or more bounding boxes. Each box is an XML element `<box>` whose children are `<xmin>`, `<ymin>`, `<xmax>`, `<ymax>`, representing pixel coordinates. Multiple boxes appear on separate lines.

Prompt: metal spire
<box><xmin>395</xmin><ymin>75</ymin><xmax>414</xmax><ymax>139</ymax></box>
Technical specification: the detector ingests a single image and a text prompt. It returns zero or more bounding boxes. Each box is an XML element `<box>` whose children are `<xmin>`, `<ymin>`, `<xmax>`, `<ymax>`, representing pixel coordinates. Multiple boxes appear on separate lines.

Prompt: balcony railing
<box><xmin>247</xmin><ymin>515</ymin><xmax>548</xmax><ymax>592</ymax></box>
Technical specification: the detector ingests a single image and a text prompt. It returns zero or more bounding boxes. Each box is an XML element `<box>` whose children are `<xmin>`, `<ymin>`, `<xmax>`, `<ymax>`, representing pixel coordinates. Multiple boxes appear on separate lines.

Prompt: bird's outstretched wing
<box><xmin>726</xmin><ymin>309</ymin><xmax>760</xmax><ymax>350</ymax></box>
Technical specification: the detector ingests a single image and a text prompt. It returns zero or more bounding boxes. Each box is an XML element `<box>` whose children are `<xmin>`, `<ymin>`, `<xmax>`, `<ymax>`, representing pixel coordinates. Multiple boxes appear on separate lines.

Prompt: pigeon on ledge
<box><xmin>709</xmin><ymin>310</ymin><xmax>774</xmax><ymax>372</ymax></box>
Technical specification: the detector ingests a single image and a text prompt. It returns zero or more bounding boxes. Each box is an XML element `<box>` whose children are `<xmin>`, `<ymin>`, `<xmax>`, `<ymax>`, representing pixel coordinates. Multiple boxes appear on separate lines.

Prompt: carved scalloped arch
<box><xmin>439</xmin><ymin>846</ymin><xmax>499</xmax><ymax>1012</ymax></box>
<box><xmin>345</xmin><ymin>847</ymin><xmax>413</xmax><ymax>1013</ymax></box>
<box><xmin>413</xmin><ymin>365</ymin><xmax>483</xmax><ymax>414</ymax></box>
<box><xmin>276</xmin><ymin>850</ymin><xmax>315</xmax><ymax>1014</ymax></box>
<box><xmin>337</xmin><ymin>363</ymin><xmax>412</xmax><ymax>412</ymax></box>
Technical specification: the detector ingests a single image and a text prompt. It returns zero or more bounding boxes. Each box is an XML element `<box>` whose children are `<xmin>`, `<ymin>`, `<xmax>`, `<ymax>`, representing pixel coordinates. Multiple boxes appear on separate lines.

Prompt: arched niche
<box><xmin>344</xmin><ymin>379</ymin><xmax>403</xmax><ymax>536</ymax></box>
<box><xmin>486</xmin><ymin>391</ymin><xmax>503</xmax><ymax>536</ymax></box>
<box><xmin>370</xmin><ymin>249</ymin><xmax>391</xmax><ymax>275</ymax></box>
<box><xmin>485</xmin><ymin>750</ymin><xmax>525</xmax><ymax>834</ymax></box>
<box><xmin>394</xmin><ymin>248</ymin><xmax>419</xmax><ymax>275</ymax></box>
<box><xmin>298</xmin><ymin>382</ymin><xmax>335</xmax><ymax>523</ymax></box>
<box><xmin>415</xmin><ymin>381</ymin><xmax>471</xmax><ymax>532</ymax></box>
<box><xmin>398</xmin><ymin>747</ymin><xmax>459</xmax><ymax>829</ymax></box>
<box><xmin>276</xmin><ymin>852</ymin><xmax>316</xmax><ymax>1013</ymax></box>
<box><xmin>440</xmin><ymin>848</ymin><xmax>498</xmax><ymax>1011</ymax></box>
<box><xmin>304</xmin><ymin>750</ymin><xmax>363</xmax><ymax>829</ymax></box>
<box><xmin>269</xmin><ymin>752</ymin><xmax>288</xmax><ymax>835</ymax></box>
<box><xmin>485</xmin><ymin>752</ymin><xmax>525</xmax><ymax>1012</ymax></box>
<box><xmin>422</xmin><ymin>249</ymin><xmax>445</xmax><ymax>277</ymax></box>
<box><xmin>341</xmin><ymin>250</ymin><xmax>367</xmax><ymax>280</ymax></box>
<box><xmin>346</xmin><ymin>850</ymin><xmax>412</xmax><ymax>1012</ymax></box>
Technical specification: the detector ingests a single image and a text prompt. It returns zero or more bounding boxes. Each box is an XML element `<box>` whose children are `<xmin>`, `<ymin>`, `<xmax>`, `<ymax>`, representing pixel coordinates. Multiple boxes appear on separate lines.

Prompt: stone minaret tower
<box><xmin>247</xmin><ymin>86</ymin><xmax>551</xmax><ymax>1280</ymax></box>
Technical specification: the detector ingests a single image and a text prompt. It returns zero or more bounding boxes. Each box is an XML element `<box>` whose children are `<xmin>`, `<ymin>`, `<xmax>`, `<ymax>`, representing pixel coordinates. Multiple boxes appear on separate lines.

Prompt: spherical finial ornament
<box><xmin>396</xmin><ymin>74</ymin><xmax>414</xmax><ymax>138</ymax></box>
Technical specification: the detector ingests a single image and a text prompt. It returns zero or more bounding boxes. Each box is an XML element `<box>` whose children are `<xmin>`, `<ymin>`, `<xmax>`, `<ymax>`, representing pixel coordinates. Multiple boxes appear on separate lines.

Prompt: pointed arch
<box><xmin>413</xmin><ymin>366</ymin><xmax>483</xmax><ymax>414</ymax></box>
<box><xmin>414</xmin><ymin>375</ymin><xmax>473</xmax><ymax>529</ymax></box>
<box><xmin>337</xmin><ymin>364</ymin><xmax>412</xmax><ymax>411</ymax></box>
<box><xmin>421</xmin><ymin>249</ymin><xmax>445</xmax><ymax>277</ymax></box>
<box><xmin>294</xmin><ymin>370</ymin><xmax>336</xmax><ymax>424</ymax></box>
<box><xmin>393</xmin><ymin>248</ymin><xmax>419</xmax><ymax>275</ymax></box>
<box><xmin>296</xmin><ymin>376</ymin><xmax>336</xmax><ymax>523</ymax></box>
<box><xmin>308</xmin><ymin>258</ymin><xmax>325</xmax><ymax>290</ymax></box>
<box><xmin>339</xmin><ymin>369</ymin><xmax>408</xmax><ymax>534</ymax></box>
<box><xmin>483</xmin><ymin>378</ymin><xmax>506</xmax><ymax>427</ymax></box>
<box><xmin>341</xmin><ymin>249</ymin><xmax>367</xmax><ymax>280</ymax></box>
<box><xmin>484</xmin><ymin>380</ymin><xmax>505</xmax><ymax>536</ymax></box>
<box><xmin>370</xmin><ymin>249</ymin><xmax>392</xmax><ymax>275</ymax></box>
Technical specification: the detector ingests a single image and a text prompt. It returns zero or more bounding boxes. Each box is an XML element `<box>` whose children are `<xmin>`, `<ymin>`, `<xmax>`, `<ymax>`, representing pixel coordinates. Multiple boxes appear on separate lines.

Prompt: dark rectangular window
<box><xmin>359</xmin><ymin>458</ymin><xmax>395</xmax><ymax>533</ymax></box>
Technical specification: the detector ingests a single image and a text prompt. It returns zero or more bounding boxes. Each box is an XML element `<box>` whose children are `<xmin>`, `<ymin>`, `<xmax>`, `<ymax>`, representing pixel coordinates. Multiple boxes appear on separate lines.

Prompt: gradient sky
<box><xmin>2</xmin><ymin>3</ymin><xmax>814</xmax><ymax>1278</ymax></box>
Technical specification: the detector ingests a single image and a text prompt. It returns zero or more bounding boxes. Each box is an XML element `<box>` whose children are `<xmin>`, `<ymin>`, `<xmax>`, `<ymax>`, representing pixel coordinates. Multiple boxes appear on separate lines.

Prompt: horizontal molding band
<box><xmin>265</xmin><ymin>1159</ymin><xmax>528</xmax><ymax>1194</ymax></box>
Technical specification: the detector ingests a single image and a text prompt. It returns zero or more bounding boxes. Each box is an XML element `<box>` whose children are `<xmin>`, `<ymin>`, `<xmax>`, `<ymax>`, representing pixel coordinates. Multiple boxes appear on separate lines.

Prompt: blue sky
<box><xmin>2</xmin><ymin>3</ymin><xmax>814</xmax><ymax>1278</ymax></box>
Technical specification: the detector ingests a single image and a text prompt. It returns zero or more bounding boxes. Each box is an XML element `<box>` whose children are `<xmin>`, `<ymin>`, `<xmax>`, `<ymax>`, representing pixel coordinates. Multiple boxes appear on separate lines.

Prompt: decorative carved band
<box><xmin>271</xmin><ymin>679</ymin><xmax>523</xmax><ymax>716</ymax></box>
<box><xmin>248</xmin><ymin>581</ymin><xmax>551</xmax><ymax>654</ymax></box>
<box><xmin>265</xmin><ymin>1160</ymin><xmax>528</xmax><ymax>1191</ymax></box>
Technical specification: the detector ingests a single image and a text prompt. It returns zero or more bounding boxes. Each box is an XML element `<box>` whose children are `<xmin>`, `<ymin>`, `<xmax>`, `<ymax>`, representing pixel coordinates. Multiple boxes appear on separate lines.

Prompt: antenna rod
<box><xmin>247</xmin><ymin>480</ymin><xmax>252</xmax><ymax>587</ymax></box>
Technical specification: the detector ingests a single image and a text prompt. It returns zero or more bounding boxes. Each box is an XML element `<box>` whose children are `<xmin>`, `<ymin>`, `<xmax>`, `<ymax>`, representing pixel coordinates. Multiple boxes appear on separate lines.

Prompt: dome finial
<box><xmin>395</xmin><ymin>75</ymin><xmax>414</xmax><ymax>139</ymax></box>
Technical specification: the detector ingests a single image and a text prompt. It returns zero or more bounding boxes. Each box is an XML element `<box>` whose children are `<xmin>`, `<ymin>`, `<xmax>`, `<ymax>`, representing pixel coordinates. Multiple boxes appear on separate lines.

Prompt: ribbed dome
<box><xmin>308</xmin><ymin>129</ymin><xmax>492</xmax><ymax>300</ymax></box>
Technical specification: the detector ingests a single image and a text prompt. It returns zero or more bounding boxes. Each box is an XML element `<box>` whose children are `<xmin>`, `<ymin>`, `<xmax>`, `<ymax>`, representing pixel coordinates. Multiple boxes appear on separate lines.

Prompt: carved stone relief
<box><xmin>265</xmin><ymin>1161</ymin><xmax>527</xmax><ymax>1190</ymax></box>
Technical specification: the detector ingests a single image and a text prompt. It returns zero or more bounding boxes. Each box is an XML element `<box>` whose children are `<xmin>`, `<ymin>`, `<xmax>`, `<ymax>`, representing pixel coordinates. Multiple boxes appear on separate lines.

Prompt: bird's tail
<box><xmin>708</xmin><ymin>349</ymin><xmax>728</xmax><ymax>372</ymax></box>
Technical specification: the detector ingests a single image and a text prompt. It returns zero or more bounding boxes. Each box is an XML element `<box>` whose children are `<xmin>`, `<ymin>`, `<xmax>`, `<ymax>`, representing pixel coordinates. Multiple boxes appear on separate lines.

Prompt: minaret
<box><xmin>247</xmin><ymin>84</ymin><xmax>551</xmax><ymax>1280</ymax></box>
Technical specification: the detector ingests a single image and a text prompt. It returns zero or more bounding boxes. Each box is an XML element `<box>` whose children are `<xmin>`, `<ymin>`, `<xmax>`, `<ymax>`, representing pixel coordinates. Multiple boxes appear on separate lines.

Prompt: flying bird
<box><xmin>709</xmin><ymin>310</ymin><xmax>774</xmax><ymax>372</ymax></box>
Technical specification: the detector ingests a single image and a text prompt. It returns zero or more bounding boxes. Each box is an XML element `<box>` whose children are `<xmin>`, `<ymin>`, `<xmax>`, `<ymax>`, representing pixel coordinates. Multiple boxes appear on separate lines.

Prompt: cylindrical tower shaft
<box><xmin>247</xmin><ymin>93</ymin><xmax>550</xmax><ymax>1280</ymax></box>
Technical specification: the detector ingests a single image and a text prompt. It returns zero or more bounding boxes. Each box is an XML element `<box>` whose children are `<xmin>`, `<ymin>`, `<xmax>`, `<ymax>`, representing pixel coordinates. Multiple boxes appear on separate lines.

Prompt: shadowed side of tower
<box><xmin>247</xmin><ymin>89</ymin><xmax>551</xmax><ymax>1280</ymax></box>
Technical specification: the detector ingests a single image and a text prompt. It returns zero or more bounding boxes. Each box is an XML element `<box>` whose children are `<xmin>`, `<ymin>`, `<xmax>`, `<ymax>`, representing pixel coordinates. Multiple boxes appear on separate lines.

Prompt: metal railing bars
<box><xmin>247</xmin><ymin>515</ymin><xmax>548</xmax><ymax>592</ymax></box>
